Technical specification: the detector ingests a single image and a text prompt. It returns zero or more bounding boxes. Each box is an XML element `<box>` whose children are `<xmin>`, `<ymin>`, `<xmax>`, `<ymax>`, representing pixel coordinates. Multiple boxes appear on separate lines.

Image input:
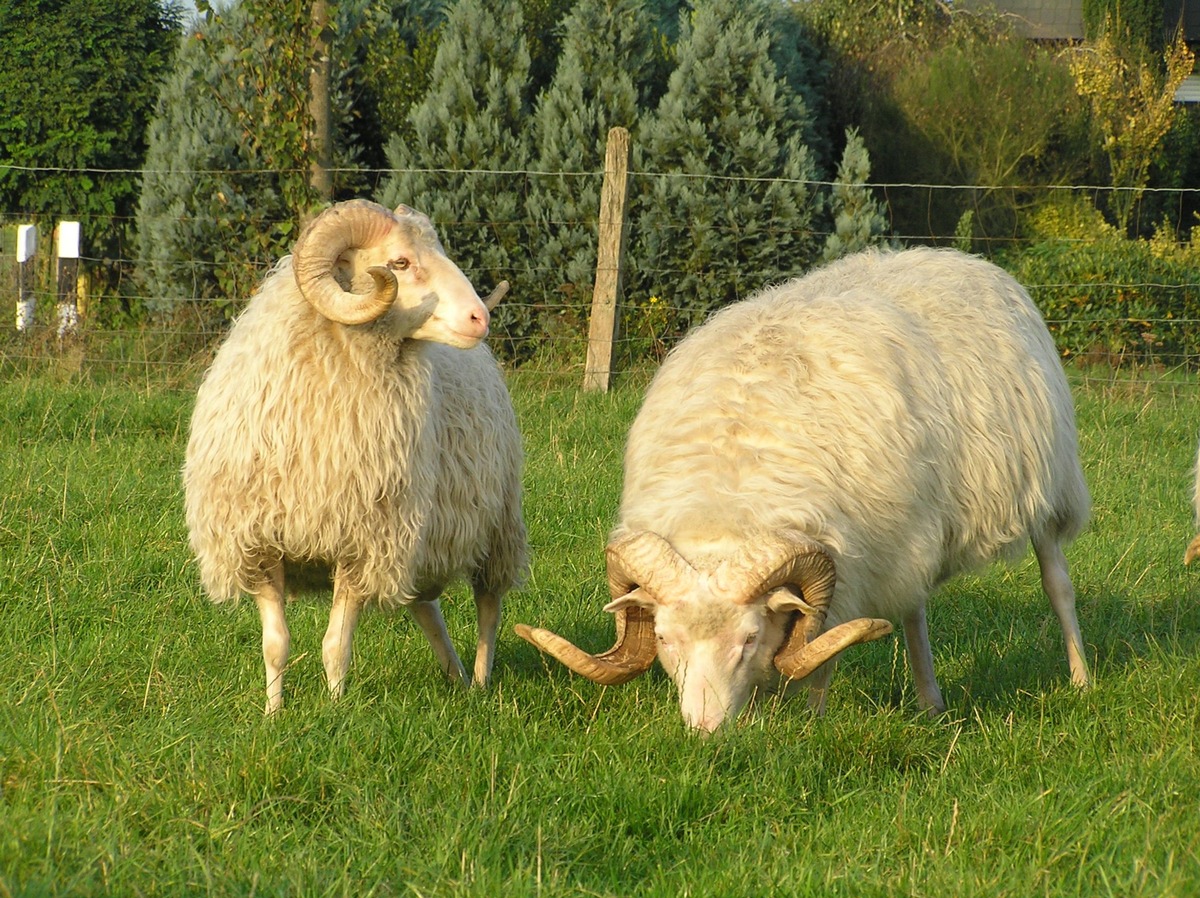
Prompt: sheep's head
<box><xmin>515</xmin><ymin>531</ymin><xmax>893</xmax><ymax>733</ymax></box>
<box><xmin>292</xmin><ymin>199</ymin><xmax>506</xmax><ymax>347</ymax></box>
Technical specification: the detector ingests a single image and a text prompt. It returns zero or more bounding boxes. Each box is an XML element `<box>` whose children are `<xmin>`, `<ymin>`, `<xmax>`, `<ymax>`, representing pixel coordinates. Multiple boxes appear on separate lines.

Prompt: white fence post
<box><xmin>15</xmin><ymin>224</ymin><xmax>37</xmax><ymax>332</ymax></box>
<box><xmin>56</xmin><ymin>221</ymin><xmax>81</xmax><ymax>341</ymax></box>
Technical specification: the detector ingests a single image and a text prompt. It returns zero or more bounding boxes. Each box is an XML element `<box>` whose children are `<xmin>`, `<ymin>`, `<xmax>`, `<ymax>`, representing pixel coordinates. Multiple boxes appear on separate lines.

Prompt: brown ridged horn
<box><xmin>720</xmin><ymin>535</ymin><xmax>837</xmax><ymax>613</ymax></box>
<box><xmin>1185</xmin><ymin>533</ymin><xmax>1200</xmax><ymax>565</ymax></box>
<box><xmin>606</xmin><ymin>531</ymin><xmax>698</xmax><ymax>603</ymax></box>
<box><xmin>774</xmin><ymin>616</ymin><xmax>894</xmax><ymax>680</ymax></box>
<box><xmin>292</xmin><ymin>199</ymin><xmax>400</xmax><ymax>325</ymax></box>
<box><xmin>719</xmin><ymin>535</ymin><xmax>892</xmax><ymax>680</ymax></box>
<box><xmin>515</xmin><ymin>598</ymin><xmax>656</xmax><ymax>686</ymax></box>
<box><xmin>514</xmin><ymin>531</ymin><xmax>695</xmax><ymax>685</ymax></box>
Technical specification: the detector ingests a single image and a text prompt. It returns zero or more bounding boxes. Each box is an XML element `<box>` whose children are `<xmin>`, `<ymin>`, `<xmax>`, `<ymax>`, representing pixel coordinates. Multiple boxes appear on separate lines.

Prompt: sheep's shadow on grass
<box><xmin>864</xmin><ymin>583</ymin><xmax>1200</xmax><ymax>718</ymax></box>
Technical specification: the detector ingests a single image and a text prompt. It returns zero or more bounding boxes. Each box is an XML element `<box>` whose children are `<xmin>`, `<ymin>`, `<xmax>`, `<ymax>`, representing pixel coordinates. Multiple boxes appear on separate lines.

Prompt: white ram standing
<box><xmin>185</xmin><ymin>199</ymin><xmax>527</xmax><ymax>713</ymax></box>
<box><xmin>518</xmin><ymin>247</ymin><xmax>1091</xmax><ymax>732</ymax></box>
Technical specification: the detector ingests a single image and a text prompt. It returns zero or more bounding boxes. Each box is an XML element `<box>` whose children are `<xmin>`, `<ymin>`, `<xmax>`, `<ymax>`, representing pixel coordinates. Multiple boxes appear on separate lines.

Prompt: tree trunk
<box><xmin>308</xmin><ymin>0</ymin><xmax>333</xmax><ymax>201</ymax></box>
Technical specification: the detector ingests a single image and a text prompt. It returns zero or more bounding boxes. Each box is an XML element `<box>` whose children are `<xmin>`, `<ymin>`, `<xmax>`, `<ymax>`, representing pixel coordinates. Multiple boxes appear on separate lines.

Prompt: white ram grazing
<box><xmin>1186</xmin><ymin>441</ymin><xmax>1200</xmax><ymax>564</ymax></box>
<box><xmin>185</xmin><ymin>199</ymin><xmax>528</xmax><ymax>714</ymax></box>
<box><xmin>517</xmin><ymin>246</ymin><xmax>1091</xmax><ymax>733</ymax></box>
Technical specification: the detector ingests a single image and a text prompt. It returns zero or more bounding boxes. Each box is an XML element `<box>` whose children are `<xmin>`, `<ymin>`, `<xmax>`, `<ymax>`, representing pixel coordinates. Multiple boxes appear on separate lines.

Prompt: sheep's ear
<box><xmin>603</xmin><ymin>587</ymin><xmax>658</xmax><ymax>614</ymax></box>
<box><xmin>393</xmin><ymin>203</ymin><xmax>413</xmax><ymax>216</ymax></box>
<box><xmin>765</xmin><ymin>586</ymin><xmax>817</xmax><ymax>616</ymax></box>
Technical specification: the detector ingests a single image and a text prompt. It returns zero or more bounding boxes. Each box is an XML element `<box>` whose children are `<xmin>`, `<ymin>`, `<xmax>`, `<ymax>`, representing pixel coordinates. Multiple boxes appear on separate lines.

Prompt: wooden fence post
<box><xmin>56</xmin><ymin>221</ymin><xmax>81</xmax><ymax>341</ymax></box>
<box><xmin>583</xmin><ymin>126</ymin><xmax>632</xmax><ymax>392</ymax></box>
<box><xmin>15</xmin><ymin>224</ymin><xmax>36</xmax><ymax>332</ymax></box>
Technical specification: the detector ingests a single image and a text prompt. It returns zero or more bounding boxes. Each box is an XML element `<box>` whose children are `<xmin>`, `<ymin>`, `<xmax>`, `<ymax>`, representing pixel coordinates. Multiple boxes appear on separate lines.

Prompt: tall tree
<box><xmin>632</xmin><ymin>0</ymin><xmax>821</xmax><ymax>334</ymax></box>
<box><xmin>136</xmin><ymin>16</ymin><xmax>287</xmax><ymax>318</ymax></box>
<box><xmin>526</xmin><ymin>0</ymin><xmax>661</xmax><ymax>338</ymax></box>
<box><xmin>137</xmin><ymin>1</ymin><xmax>376</xmax><ymax>318</ymax></box>
<box><xmin>0</xmin><ymin>0</ymin><xmax>182</xmax><ymax>303</ymax></box>
<box><xmin>379</xmin><ymin>0</ymin><xmax>533</xmax><ymax>351</ymax></box>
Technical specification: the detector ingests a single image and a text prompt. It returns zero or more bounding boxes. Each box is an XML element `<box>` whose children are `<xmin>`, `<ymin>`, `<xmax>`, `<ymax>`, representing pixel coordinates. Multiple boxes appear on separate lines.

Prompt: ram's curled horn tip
<box><xmin>293</xmin><ymin>200</ymin><xmax>400</xmax><ymax>326</ymax></box>
<box><xmin>514</xmin><ymin>607</ymin><xmax>656</xmax><ymax>686</ymax></box>
<box><xmin>484</xmin><ymin>280</ymin><xmax>510</xmax><ymax>311</ymax></box>
<box><xmin>774</xmin><ymin>617</ymin><xmax>894</xmax><ymax>681</ymax></box>
<box><xmin>1185</xmin><ymin>534</ymin><xmax>1200</xmax><ymax>565</ymax></box>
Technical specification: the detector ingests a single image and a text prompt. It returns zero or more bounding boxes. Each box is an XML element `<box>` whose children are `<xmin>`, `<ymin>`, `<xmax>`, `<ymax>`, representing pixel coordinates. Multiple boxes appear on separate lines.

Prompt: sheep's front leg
<box><xmin>409</xmin><ymin>593</ymin><xmax>469</xmax><ymax>685</ymax></box>
<box><xmin>903</xmin><ymin>604</ymin><xmax>946</xmax><ymax>715</ymax></box>
<box><xmin>254</xmin><ymin>563</ymin><xmax>289</xmax><ymax>715</ymax></box>
<box><xmin>1033</xmin><ymin>536</ymin><xmax>1090</xmax><ymax>688</ymax></box>
<box><xmin>322</xmin><ymin>573</ymin><xmax>366</xmax><ymax>700</ymax></box>
<box><xmin>803</xmin><ymin>658</ymin><xmax>836</xmax><ymax>715</ymax></box>
<box><xmin>472</xmin><ymin>589</ymin><xmax>502</xmax><ymax>687</ymax></box>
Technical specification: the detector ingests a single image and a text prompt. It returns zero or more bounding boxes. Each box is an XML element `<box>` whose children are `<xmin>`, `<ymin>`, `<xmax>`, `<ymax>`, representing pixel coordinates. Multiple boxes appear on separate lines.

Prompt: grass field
<box><xmin>1</xmin><ymin>364</ymin><xmax>1198</xmax><ymax>897</ymax></box>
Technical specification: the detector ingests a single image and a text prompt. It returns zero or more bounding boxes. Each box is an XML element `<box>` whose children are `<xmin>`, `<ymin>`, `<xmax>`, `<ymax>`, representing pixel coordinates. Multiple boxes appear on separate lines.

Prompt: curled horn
<box><xmin>514</xmin><ymin>600</ymin><xmax>656</xmax><ymax>686</ymax></box>
<box><xmin>605</xmin><ymin>531</ymin><xmax>697</xmax><ymax>604</ymax></box>
<box><xmin>725</xmin><ymin>535</ymin><xmax>892</xmax><ymax>680</ymax></box>
<box><xmin>720</xmin><ymin>535</ymin><xmax>837</xmax><ymax>613</ymax></box>
<box><xmin>775</xmin><ymin>617</ymin><xmax>894</xmax><ymax>681</ymax></box>
<box><xmin>292</xmin><ymin>199</ymin><xmax>400</xmax><ymax>326</ymax></box>
<box><xmin>515</xmin><ymin>531</ymin><xmax>693</xmax><ymax>685</ymax></box>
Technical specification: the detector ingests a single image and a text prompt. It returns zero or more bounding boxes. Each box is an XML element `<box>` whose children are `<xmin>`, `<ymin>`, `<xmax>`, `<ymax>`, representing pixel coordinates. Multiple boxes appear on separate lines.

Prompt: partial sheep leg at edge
<box><xmin>254</xmin><ymin>563</ymin><xmax>290</xmax><ymax>715</ymax></box>
<box><xmin>1033</xmin><ymin>536</ymin><xmax>1091</xmax><ymax>688</ymax></box>
<box><xmin>472</xmin><ymin>589</ymin><xmax>502</xmax><ymax>687</ymax></box>
<box><xmin>903</xmin><ymin>604</ymin><xmax>946</xmax><ymax>715</ymax></box>
<box><xmin>322</xmin><ymin>572</ymin><xmax>367</xmax><ymax>700</ymax></box>
<box><xmin>409</xmin><ymin>593</ymin><xmax>469</xmax><ymax>685</ymax></box>
<box><xmin>804</xmin><ymin>658</ymin><xmax>836</xmax><ymax>715</ymax></box>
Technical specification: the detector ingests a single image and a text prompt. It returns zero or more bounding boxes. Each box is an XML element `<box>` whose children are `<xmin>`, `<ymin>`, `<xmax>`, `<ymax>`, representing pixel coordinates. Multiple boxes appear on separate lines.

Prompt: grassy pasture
<box><xmin>1</xmin><ymin>366</ymin><xmax>1198</xmax><ymax>897</ymax></box>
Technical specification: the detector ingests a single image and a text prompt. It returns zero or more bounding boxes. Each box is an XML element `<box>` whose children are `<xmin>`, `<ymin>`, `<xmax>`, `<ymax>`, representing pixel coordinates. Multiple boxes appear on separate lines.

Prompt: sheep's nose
<box><xmin>468</xmin><ymin>304</ymin><xmax>490</xmax><ymax>337</ymax></box>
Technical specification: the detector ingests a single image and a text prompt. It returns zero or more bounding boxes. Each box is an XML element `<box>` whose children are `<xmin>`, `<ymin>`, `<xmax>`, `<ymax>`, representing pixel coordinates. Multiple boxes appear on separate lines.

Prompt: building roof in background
<box><xmin>958</xmin><ymin>0</ymin><xmax>1200</xmax><ymax>42</ymax></box>
<box><xmin>957</xmin><ymin>0</ymin><xmax>1084</xmax><ymax>40</ymax></box>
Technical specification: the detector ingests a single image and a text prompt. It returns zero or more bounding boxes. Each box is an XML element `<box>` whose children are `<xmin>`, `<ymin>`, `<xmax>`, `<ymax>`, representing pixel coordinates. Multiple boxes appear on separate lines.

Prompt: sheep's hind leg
<box><xmin>409</xmin><ymin>591</ymin><xmax>469</xmax><ymax>686</ymax></box>
<box><xmin>1033</xmin><ymin>535</ymin><xmax>1090</xmax><ymax>688</ymax></box>
<box><xmin>322</xmin><ymin>571</ymin><xmax>367</xmax><ymax>701</ymax></box>
<box><xmin>903</xmin><ymin>604</ymin><xmax>946</xmax><ymax>715</ymax></box>
<box><xmin>254</xmin><ymin>563</ymin><xmax>289</xmax><ymax>715</ymax></box>
<box><xmin>472</xmin><ymin>589</ymin><xmax>501</xmax><ymax>687</ymax></box>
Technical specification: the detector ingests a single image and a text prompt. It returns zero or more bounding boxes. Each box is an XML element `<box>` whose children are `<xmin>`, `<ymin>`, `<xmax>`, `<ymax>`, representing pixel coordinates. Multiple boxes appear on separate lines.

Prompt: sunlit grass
<box><xmin>1</xmin><ymin>368</ymin><xmax>1198</xmax><ymax>896</ymax></box>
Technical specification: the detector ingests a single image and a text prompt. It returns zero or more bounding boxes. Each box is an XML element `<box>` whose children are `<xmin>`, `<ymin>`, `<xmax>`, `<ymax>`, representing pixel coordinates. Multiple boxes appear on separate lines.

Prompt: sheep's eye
<box><xmin>744</xmin><ymin>632</ymin><xmax>759</xmax><ymax>647</ymax></box>
<box><xmin>388</xmin><ymin>258</ymin><xmax>410</xmax><ymax>271</ymax></box>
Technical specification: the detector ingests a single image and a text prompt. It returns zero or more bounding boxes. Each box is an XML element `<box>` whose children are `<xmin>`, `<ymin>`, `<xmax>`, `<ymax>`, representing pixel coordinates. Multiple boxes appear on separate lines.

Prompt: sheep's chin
<box><xmin>411</xmin><ymin>323</ymin><xmax>486</xmax><ymax>349</ymax></box>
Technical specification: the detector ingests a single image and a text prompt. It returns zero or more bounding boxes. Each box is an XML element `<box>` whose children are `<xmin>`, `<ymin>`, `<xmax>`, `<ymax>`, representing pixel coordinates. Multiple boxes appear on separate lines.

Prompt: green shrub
<box><xmin>1003</xmin><ymin>200</ymin><xmax>1200</xmax><ymax>367</ymax></box>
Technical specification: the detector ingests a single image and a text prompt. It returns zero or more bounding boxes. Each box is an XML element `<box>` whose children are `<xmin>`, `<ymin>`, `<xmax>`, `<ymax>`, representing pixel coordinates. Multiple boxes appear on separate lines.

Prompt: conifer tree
<box><xmin>379</xmin><ymin>0</ymin><xmax>533</xmax><ymax>350</ymax></box>
<box><xmin>136</xmin><ymin>2</ymin><xmax>384</xmax><ymax>319</ymax></box>
<box><xmin>526</xmin><ymin>0</ymin><xmax>659</xmax><ymax>338</ymax></box>
<box><xmin>822</xmin><ymin>127</ymin><xmax>889</xmax><ymax>262</ymax></box>
<box><xmin>135</xmin><ymin>18</ymin><xmax>284</xmax><ymax>317</ymax></box>
<box><xmin>632</xmin><ymin>0</ymin><xmax>821</xmax><ymax>336</ymax></box>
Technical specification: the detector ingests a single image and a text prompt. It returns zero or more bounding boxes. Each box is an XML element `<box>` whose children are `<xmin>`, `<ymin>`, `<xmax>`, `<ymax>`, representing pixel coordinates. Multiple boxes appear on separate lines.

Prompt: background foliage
<box><xmin>0</xmin><ymin>0</ymin><xmax>182</xmax><ymax>309</ymax></box>
<box><xmin>2</xmin><ymin>0</ymin><xmax>1200</xmax><ymax>367</ymax></box>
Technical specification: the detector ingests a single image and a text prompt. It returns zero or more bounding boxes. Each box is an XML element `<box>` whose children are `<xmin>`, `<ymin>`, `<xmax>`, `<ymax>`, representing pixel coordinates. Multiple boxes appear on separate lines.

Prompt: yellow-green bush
<box><xmin>1002</xmin><ymin>199</ymin><xmax>1200</xmax><ymax>367</ymax></box>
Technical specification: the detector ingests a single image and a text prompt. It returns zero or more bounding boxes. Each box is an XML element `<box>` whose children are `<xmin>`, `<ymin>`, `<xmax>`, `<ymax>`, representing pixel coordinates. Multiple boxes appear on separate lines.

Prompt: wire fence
<box><xmin>3</xmin><ymin>164</ymin><xmax>1200</xmax><ymax>388</ymax></box>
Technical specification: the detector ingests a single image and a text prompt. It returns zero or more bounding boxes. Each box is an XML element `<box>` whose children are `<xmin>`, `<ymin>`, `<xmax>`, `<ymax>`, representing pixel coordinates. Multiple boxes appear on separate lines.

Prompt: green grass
<box><xmin>2</xmin><ymin>366</ymin><xmax>1199</xmax><ymax>897</ymax></box>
